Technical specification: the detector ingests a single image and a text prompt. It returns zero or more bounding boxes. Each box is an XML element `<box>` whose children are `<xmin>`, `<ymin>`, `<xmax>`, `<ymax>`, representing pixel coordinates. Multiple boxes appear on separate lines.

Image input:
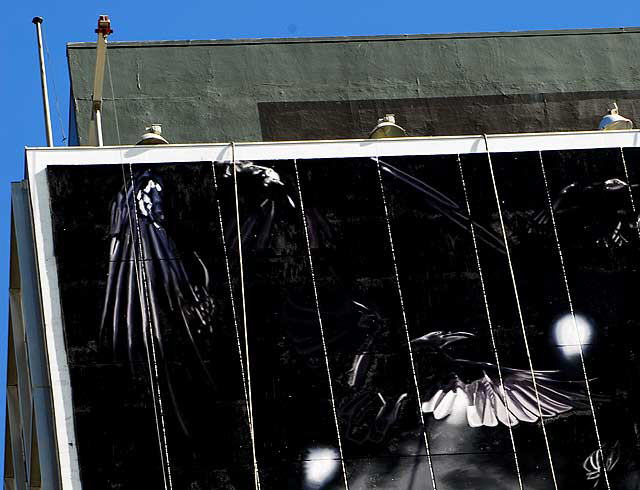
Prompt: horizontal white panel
<box><xmin>26</xmin><ymin>130</ymin><xmax>640</xmax><ymax>173</ymax></box>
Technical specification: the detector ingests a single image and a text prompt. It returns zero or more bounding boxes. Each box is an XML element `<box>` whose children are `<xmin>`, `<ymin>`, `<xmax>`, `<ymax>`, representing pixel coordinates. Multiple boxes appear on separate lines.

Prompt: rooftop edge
<box><xmin>66</xmin><ymin>26</ymin><xmax>640</xmax><ymax>49</ymax></box>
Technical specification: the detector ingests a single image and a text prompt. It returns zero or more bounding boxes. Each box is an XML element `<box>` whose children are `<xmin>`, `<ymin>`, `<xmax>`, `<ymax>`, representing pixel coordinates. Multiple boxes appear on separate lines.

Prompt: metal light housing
<box><xmin>137</xmin><ymin>124</ymin><xmax>169</xmax><ymax>145</ymax></box>
<box><xmin>599</xmin><ymin>102</ymin><xmax>633</xmax><ymax>131</ymax></box>
<box><xmin>369</xmin><ymin>114</ymin><xmax>407</xmax><ymax>139</ymax></box>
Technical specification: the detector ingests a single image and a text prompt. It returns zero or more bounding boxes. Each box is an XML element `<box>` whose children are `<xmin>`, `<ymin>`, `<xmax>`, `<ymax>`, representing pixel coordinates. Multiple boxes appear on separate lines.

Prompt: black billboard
<box><xmin>46</xmin><ymin>148</ymin><xmax>640</xmax><ymax>489</ymax></box>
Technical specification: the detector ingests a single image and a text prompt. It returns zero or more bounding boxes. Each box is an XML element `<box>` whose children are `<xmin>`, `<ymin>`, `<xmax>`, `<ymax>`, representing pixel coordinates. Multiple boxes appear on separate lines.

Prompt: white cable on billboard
<box><xmin>210</xmin><ymin>159</ymin><xmax>262</xmax><ymax>490</ymax></box>
<box><xmin>538</xmin><ymin>149</ymin><xmax>611</xmax><ymax>490</ymax></box>
<box><xmin>620</xmin><ymin>148</ymin><xmax>640</xmax><ymax>241</ymax></box>
<box><xmin>109</xmin><ymin>62</ymin><xmax>171</xmax><ymax>487</ymax></box>
<box><xmin>483</xmin><ymin>135</ymin><xmax>559</xmax><ymax>490</ymax></box>
<box><xmin>231</xmin><ymin>143</ymin><xmax>262</xmax><ymax>490</ymax></box>
<box><xmin>121</xmin><ymin>162</ymin><xmax>173</xmax><ymax>490</ymax></box>
<box><xmin>293</xmin><ymin>159</ymin><xmax>350</xmax><ymax>490</ymax></box>
<box><xmin>374</xmin><ymin>156</ymin><xmax>438</xmax><ymax>490</ymax></box>
<box><xmin>456</xmin><ymin>154</ymin><xmax>524</xmax><ymax>490</ymax></box>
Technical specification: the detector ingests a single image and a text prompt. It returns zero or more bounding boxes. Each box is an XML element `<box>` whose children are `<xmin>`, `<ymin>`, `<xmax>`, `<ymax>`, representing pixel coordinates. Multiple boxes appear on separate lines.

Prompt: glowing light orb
<box><xmin>553</xmin><ymin>313</ymin><xmax>593</xmax><ymax>358</ymax></box>
<box><xmin>303</xmin><ymin>447</ymin><xmax>340</xmax><ymax>490</ymax></box>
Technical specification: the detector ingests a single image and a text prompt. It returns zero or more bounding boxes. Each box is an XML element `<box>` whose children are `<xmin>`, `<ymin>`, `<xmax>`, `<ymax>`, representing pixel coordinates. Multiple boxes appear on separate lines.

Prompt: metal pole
<box><xmin>95</xmin><ymin>109</ymin><xmax>104</xmax><ymax>147</ymax></box>
<box><xmin>32</xmin><ymin>17</ymin><xmax>54</xmax><ymax>147</ymax></box>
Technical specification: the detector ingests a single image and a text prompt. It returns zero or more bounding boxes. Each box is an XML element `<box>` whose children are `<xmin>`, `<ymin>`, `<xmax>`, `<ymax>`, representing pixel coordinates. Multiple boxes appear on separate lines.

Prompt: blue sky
<box><xmin>1</xmin><ymin>0</ymin><xmax>639</xmax><ymax>476</ymax></box>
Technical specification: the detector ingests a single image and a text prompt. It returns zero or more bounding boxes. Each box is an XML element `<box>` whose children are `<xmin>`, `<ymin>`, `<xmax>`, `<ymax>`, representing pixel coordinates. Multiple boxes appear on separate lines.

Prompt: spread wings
<box><xmin>227</xmin><ymin>160</ymin><xmax>506</xmax><ymax>254</ymax></box>
<box><xmin>377</xmin><ymin>159</ymin><xmax>506</xmax><ymax>254</ymax></box>
<box><xmin>422</xmin><ymin>367</ymin><xmax>589</xmax><ymax>428</ymax></box>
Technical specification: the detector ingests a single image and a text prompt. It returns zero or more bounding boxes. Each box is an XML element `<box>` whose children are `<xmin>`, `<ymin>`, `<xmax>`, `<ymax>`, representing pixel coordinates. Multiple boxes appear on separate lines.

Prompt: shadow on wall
<box><xmin>258</xmin><ymin>90</ymin><xmax>640</xmax><ymax>140</ymax></box>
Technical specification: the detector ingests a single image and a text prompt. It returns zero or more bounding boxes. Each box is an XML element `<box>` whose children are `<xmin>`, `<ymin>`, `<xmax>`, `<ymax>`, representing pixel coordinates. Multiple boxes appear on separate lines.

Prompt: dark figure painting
<box><xmin>46</xmin><ymin>148</ymin><xmax>640</xmax><ymax>490</ymax></box>
<box><xmin>99</xmin><ymin>169</ymin><xmax>217</xmax><ymax>435</ymax></box>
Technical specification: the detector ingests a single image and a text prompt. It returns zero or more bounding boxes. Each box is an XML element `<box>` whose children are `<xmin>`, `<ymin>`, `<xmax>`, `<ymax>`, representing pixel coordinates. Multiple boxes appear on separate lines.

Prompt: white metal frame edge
<box><xmin>26</xmin><ymin>130</ymin><xmax>640</xmax><ymax>170</ymax></box>
<box><xmin>26</xmin><ymin>160</ymin><xmax>82</xmax><ymax>490</ymax></box>
<box><xmin>24</xmin><ymin>129</ymin><xmax>640</xmax><ymax>489</ymax></box>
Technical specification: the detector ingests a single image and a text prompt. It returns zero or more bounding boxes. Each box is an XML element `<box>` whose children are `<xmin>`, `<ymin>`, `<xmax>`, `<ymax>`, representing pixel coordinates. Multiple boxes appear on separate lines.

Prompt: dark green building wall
<box><xmin>67</xmin><ymin>28</ymin><xmax>640</xmax><ymax>145</ymax></box>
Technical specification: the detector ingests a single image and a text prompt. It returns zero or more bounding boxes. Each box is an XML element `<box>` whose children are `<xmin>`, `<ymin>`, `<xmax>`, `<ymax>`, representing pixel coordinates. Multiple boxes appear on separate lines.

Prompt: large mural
<box><xmin>46</xmin><ymin>148</ymin><xmax>640</xmax><ymax>489</ymax></box>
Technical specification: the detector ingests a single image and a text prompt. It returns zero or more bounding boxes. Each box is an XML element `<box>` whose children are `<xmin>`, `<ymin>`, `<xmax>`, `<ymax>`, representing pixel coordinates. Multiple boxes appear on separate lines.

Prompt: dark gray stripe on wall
<box><xmin>258</xmin><ymin>90</ymin><xmax>640</xmax><ymax>141</ymax></box>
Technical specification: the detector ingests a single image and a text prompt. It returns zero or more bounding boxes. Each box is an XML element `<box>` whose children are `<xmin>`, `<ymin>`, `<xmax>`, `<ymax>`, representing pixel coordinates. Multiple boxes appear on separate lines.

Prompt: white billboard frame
<box><xmin>24</xmin><ymin>129</ymin><xmax>640</xmax><ymax>489</ymax></box>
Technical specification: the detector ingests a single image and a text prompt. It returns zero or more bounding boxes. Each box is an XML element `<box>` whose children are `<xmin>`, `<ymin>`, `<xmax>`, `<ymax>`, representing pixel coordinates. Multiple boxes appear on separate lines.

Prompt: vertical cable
<box><xmin>482</xmin><ymin>135</ymin><xmax>559</xmax><ymax>490</ymax></box>
<box><xmin>110</xmin><ymin>51</ymin><xmax>169</xmax><ymax>484</ymax></box>
<box><xmin>456</xmin><ymin>155</ymin><xmax>524</xmax><ymax>490</ymax></box>
<box><xmin>106</xmin><ymin>50</ymin><xmax>121</xmax><ymax>145</ymax></box>
<box><xmin>538</xmin><ymin>150</ymin><xmax>610</xmax><ymax>490</ymax></box>
<box><xmin>120</xmin><ymin>163</ymin><xmax>173</xmax><ymax>490</ymax></box>
<box><xmin>41</xmin><ymin>28</ymin><xmax>67</xmax><ymax>144</ymax></box>
<box><xmin>374</xmin><ymin>157</ymin><xmax>438</xmax><ymax>490</ymax></box>
<box><xmin>211</xmin><ymin>159</ymin><xmax>261</xmax><ymax>490</ymax></box>
<box><xmin>620</xmin><ymin>148</ymin><xmax>640</xmax><ymax>240</ymax></box>
<box><xmin>293</xmin><ymin>160</ymin><xmax>350</xmax><ymax>490</ymax></box>
<box><xmin>230</xmin><ymin>143</ymin><xmax>262</xmax><ymax>490</ymax></box>
<box><xmin>618</xmin><ymin>147</ymin><xmax>640</xmax><ymax>452</ymax></box>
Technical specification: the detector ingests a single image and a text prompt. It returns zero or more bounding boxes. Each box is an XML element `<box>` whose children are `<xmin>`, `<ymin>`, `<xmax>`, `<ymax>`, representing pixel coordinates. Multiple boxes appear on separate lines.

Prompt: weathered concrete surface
<box><xmin>67</xmin><ymin>28</ymin><xmax>640</xmax><ymax>145</ymax></box>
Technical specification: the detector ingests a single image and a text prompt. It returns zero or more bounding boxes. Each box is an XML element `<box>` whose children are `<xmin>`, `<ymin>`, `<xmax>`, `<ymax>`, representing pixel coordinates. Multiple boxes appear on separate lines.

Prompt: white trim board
<box><xmin>26</xmin><ymin>130</ymin><xmax>640</xmax><ymax>171</ymax></box>
<box><xmin>26</xmin><ymin>162</ymin><xmax>82</xmax><ymax>490</ymax></box>
<box><xmin>23</xmin><ymin>129</ymin><xmax>640</xmax><ymax>490</ymax></box>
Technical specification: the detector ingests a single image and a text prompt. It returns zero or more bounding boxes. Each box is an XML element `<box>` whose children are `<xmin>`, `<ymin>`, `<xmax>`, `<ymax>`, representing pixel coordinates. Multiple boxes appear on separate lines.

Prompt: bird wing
<box><xmin>101</xmin><ymin>175</ymin><xmax>217</xmax><ymax>360</ymax></box>
<box><xmin>421</xmin><ymin>366</ymin><xmax>588</xmax><ymax>428</ymax></box>
<box><xmin>228</xmin><ymin>159</ymin><xmax>505</xmax><ymax>253</ymax></box>
<box><xmin>100</xmin><ymin>172</ymin><xmax>220</xmax><ymax>435</ymax></box>
<box><xmin>376</xmin><ymin>158</ymin><xmax>506</xmax><ymax>254</ymax></box>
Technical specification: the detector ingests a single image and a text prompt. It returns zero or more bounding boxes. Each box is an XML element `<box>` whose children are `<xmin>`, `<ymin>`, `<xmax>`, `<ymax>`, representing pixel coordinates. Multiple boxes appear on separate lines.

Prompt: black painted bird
<box><xmin>227</xmin><ymin>159</ymin><xmax>507</xmax><ymax>254</ymax></box>
<box><xmin>222</xmin><ymin>161</ymin><xmax>335</xmax><ymax>254</ymax></box>
<box><xmin>533</xmin><ymin>178</ymin><xmax>640</xmax><ymax>249</ymax></box>
<box><xmin>225</xmin><ymin>160</ymin><xmax>511</xmax><ymax>443</ymax></box>
<box><xmin>411</xmin><ymin>331</ymin><xmax>591</xmax><ymax>427</ymax></box>
<box><xmin>376</xmin><ymin>158</ymin><xmax>506</xmax><ymax>254</ymax></box>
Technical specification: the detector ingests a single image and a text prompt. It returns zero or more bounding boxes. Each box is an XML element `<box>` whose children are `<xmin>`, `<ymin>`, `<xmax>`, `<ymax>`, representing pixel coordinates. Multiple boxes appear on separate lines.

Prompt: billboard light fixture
<box><xmin>136</xmin><ymin>124</ymin><xmax>169</xmax><ymax>145</ymax></box>
<box><xmin>599</xmin><ymin>102</ymin><xmax>633</xmax><ymax>130</ymax></box>
<box><xmin>369</xmin><ymin>114</ymin><xmax>407</xmax><ymax>139</ymax></box>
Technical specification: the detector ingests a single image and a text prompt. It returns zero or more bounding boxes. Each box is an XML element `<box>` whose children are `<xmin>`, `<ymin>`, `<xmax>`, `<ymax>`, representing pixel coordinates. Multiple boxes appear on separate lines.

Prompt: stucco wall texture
<box><xmin>67</xmin><ymin>28</ymin><xmax>640</xmax><ymax>146</ymax></box>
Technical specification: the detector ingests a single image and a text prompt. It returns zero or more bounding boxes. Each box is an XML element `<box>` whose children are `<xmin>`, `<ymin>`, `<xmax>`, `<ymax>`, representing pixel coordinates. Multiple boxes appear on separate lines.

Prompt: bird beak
<box><xmin>441</xmin><ymin>332</ymin><xmax>474</xmax><ymax>347</ymax></box>
<box><xmin>604</xmin><ymin>178</ymin><xmax>628</xmax><ymax>191</ymax></box>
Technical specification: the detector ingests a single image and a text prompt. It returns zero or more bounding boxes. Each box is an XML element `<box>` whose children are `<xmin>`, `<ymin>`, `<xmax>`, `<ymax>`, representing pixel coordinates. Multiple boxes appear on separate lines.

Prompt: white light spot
<box><xmin>303</xmin><ymin>447</ymin><xmax>339</xmax><ymax>490</ymax></box>
<box><xmin>553</xmin><ymin>313</ymin><xmax>593</xmax><ymax>358</ymax></box>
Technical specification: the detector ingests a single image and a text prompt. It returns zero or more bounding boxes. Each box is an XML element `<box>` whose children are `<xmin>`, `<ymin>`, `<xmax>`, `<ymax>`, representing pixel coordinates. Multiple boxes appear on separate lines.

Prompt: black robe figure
<box><xmin>100</xmin><ymin>169</ymin><xmax>215</xmax><ymax>434</ymax></box>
